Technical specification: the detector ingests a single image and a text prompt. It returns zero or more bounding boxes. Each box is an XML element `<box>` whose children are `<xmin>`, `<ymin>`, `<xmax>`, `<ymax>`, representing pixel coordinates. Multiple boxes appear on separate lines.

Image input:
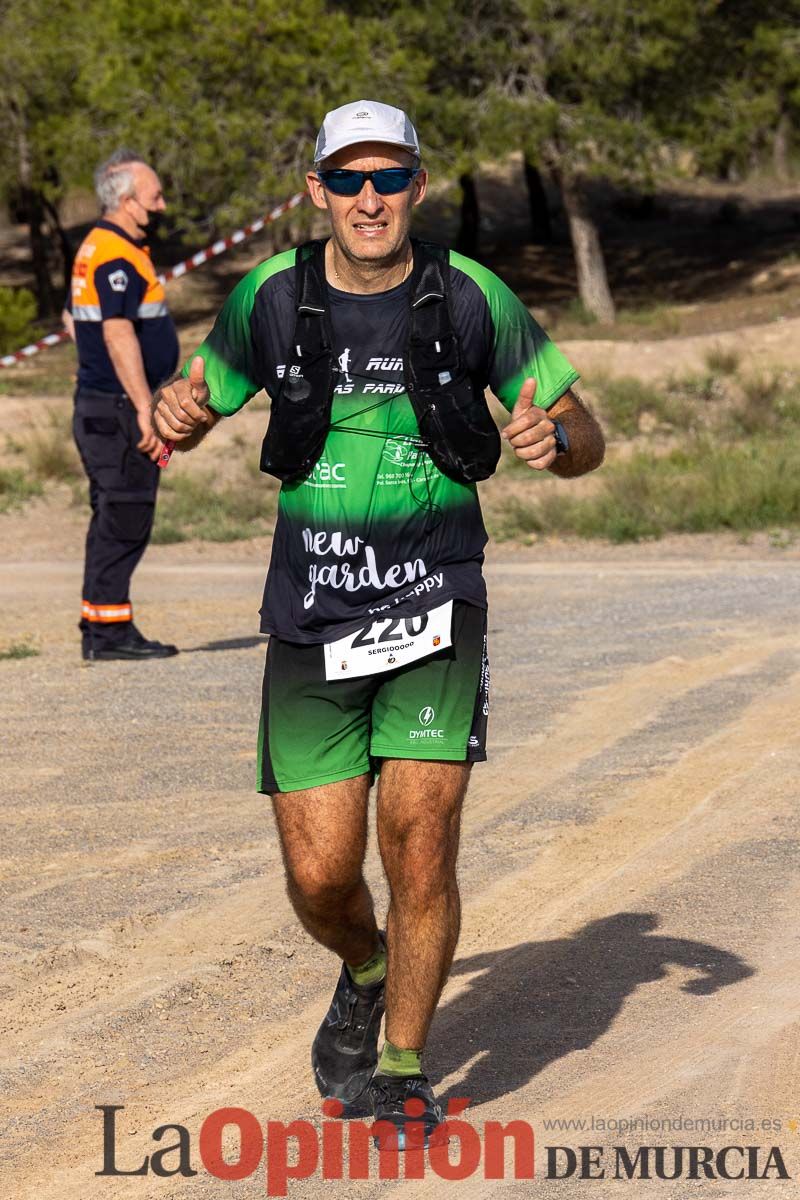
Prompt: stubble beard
<box><xmin>331</xmin><ymin>208</ymin><xmax>413</xmax><ymax>280</ymax></box>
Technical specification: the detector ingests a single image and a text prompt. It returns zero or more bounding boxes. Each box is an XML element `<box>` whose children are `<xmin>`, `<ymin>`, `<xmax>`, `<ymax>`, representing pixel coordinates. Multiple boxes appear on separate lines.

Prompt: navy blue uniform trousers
<box><xmin>73</xmin><ymin>388</ymin><xmax>159</xmax><ymax>649</ymax></box>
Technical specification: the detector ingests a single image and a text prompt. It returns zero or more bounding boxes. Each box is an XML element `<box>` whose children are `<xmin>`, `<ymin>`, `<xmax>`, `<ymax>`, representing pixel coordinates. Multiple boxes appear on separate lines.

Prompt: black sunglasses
<box><xmin>317</xmin><ymin>167</ymin><xmax>420</xmax><ymax>197</ymax></box>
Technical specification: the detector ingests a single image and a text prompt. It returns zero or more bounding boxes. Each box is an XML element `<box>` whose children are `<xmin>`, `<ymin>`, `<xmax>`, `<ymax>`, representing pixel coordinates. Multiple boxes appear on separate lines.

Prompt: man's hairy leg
<box><xmin>376</xmin><ymin>759</ymin><xmax>470</xmax><ymax>1050</ymax></box>
<box><xmin>271</xmin><ymin>773</ymin><xmax>379</xmax><ymax>966</ymax></box>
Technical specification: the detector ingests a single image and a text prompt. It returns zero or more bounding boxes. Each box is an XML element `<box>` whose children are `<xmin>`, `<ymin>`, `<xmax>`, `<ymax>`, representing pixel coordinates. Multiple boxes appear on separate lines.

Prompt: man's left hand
<box><xmin>502</xmin><ymin>377</ymin><xmax>556</xmax><ymax>470</ymax></box>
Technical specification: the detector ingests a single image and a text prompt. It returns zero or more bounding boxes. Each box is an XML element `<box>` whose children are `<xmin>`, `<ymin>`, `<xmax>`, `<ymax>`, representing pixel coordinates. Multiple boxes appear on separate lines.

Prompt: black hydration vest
<box><xmin>259</xmin><ymin>238</ymin><xmax>501</xmax><ymax>485</ymax></box>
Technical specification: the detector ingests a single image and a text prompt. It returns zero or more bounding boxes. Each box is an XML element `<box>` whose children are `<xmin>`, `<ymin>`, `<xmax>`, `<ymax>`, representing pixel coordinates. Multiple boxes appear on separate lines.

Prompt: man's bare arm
<box><xmin>503</xmin><ymin>379</ymin><xmax>605</xmax><ymax>477</ymax></box>
<box><xmin>546</xmin><ymin>387</ymin><xmax>605</xmax><ymax>478</ymax></box>
<box><xmin>102</xmin><ymin>317</ymin><xmax>161</xmax><ymax>461</ymax></box>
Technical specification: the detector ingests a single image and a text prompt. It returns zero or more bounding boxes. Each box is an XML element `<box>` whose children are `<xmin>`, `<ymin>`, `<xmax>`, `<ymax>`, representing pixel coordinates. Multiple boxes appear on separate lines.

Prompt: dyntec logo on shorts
<box><xmin>410</xmin><ymin>706</ymin><xmax>444</xmax><ymax>740</ymax></box>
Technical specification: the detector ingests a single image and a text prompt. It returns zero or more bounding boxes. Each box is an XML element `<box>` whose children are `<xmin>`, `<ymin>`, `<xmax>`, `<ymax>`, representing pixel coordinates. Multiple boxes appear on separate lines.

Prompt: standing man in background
<box><xmin>68</xmin><ymin>149</ymin><xmax>179</xmax><ymax>660</ymax></box>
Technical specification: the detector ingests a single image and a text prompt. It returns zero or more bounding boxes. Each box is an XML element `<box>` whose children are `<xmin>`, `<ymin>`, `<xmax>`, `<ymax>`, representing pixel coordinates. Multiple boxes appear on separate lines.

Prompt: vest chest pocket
<box><xmin>408</xmin><ymin>330</ymin><xmax>461</xmax><ymax>380</ymax></box>
<box><xmin>261</xmin><ymin>344</ymin><xmax>334</xmax><ymax>482</ymax></box>
<box><xmin>410</xmin><ymin>373</ymin><xmax>500</xmax><ymax>483</ymax></box>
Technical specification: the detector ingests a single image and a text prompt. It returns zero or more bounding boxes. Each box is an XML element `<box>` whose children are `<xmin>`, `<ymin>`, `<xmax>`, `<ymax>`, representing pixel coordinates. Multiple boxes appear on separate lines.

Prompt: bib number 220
<box><xmin>323</xmin><ymin>600</ymin><xmax>453</xmax><ymax>680</ymax></box>
<box><xmin>351</xmin><ymin>614</ymin><xmax>428</xmax><ymax>648</ymax></box>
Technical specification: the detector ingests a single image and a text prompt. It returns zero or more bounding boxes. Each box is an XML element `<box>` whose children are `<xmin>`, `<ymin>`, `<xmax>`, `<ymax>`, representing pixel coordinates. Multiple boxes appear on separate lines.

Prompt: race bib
<box><xmin>324</xmin><ymin>601</ymin><xmax>453</xmax><ymax>681</ymax></box>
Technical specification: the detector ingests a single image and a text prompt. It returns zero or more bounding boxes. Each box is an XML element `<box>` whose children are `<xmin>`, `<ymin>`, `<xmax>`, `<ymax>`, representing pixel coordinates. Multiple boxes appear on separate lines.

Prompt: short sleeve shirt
<box><xmin>70</xmin><ymin>219</ymin><xmax>179</xmax><ymax>392</ymax></box>
<box><xmin>185</xmin><ymin>245</ymin><xmax>579</xmax><ymax>643</ymax></box>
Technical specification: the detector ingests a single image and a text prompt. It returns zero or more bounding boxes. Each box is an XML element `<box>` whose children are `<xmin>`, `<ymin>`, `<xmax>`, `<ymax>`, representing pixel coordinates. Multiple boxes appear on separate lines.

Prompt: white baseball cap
<box><xmin>314</xmin><ymin>100</ymin><xmax>420</xmax><ymax>165</ymax></box>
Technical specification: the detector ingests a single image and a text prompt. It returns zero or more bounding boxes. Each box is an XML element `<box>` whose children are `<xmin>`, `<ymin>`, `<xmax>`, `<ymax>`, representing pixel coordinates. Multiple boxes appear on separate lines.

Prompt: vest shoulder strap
<box><xmin>295</xmin><ymin>239</ymin><xmax>329</xmax><ymax>315</ymax></box>
<box><xmin>408</xmin><ymin>239</ymin><xmax>449</xmax><ymax>309</ymax></box>
<box><xmin>407</xmin><ymin>240</ymin><xmax>456</xmax><ymax>350</ymax></box>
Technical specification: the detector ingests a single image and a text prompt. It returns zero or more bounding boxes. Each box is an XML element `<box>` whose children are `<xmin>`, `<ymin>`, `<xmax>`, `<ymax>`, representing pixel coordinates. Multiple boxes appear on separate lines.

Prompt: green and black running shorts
<box><xmin>258</xmin><ymin>602</ymin><xmax>489</xmax><ymax>794</ymax></box>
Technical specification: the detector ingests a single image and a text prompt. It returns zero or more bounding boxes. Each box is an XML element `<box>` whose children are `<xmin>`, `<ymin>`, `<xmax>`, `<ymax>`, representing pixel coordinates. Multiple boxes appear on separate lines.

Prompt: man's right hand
<box><xmin>136</xmin><ymin>409</ymin><xmax>163</xmax><ymax>461</ymax></box>
<box><xmin>153</xmin><ymin>355</ymin><xmax>213</xmax><ymax>442</ymax></box>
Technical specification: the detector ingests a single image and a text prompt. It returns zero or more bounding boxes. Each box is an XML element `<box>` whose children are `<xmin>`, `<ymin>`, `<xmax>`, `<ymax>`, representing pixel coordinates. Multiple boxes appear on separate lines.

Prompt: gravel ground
<box><xmin>1</xmin><ymin>540</ymin><xmax>800</xmax><ymax>1198</ymax></box>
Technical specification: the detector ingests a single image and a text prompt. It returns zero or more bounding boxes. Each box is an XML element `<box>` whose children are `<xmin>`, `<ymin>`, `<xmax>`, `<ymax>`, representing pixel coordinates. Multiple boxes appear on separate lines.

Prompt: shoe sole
<box><xmin>84</xmin><ymin>651</ymin><xmax>179</xmax><ymax>660</ymax></box>
<box><xmin>372</xmin><ymin>1127</ymin><xmax>449</xmax><ymax>1152</ymax></box>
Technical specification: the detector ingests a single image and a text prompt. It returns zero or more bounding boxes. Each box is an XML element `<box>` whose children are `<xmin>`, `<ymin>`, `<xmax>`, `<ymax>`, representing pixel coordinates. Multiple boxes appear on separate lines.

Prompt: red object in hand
<box><xmin>158</xmin><ymin>440</ymin><xmax>175</xmax><ymax>469</ymax></box>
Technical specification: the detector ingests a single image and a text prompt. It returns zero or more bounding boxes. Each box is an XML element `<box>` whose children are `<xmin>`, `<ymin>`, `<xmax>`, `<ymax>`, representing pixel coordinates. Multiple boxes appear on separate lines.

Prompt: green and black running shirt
<box><xmin>184</xmin><ymin>246</ymin><xmax>579</xmax><ymax>644</ymax></box>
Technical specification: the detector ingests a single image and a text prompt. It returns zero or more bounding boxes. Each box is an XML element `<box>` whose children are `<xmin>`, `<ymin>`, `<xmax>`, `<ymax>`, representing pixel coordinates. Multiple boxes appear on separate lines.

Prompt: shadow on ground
<box><xmin>184</xmin><ymin>635</ymin><xmax>266</xmax><ymax>653</ymax></box>
<box><xmin>430</xmin><ymin>912</ymin><xmax>754</xmax><ymax>1108</ymax></box>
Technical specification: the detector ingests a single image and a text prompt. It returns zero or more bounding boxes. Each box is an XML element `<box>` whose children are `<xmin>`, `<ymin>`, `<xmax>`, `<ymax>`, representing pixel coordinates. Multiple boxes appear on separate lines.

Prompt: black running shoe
<box><xmin>83</xmin><ymin>625</ymin><xmax>178</xmax><ymax>660</ymax></box>
<box><xmin>367</xmin><ymin>1073</ymin><xmax>445</xmax><ymax>1150</ymax></box>
<box><xmin>311</xmin><ymin>944</ymin><xmax>385</xmax><ymax>1111</ymax></box>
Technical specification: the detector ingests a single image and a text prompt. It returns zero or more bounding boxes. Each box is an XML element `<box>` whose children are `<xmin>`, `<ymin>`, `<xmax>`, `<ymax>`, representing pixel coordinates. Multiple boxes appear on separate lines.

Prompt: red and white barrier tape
<box><xmin>1</xmin><ymin>330</ymin><xmax>71</xmax><ymax>364</ymax></box>
<box><xmin>0</xmin><ymin>191</ymin><xmax>306</xmax><ymax>369</ymax></box>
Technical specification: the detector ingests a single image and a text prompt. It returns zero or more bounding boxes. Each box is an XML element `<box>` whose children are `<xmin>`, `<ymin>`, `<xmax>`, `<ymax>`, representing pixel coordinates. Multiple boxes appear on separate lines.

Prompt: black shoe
<box><xmin>312</xmin><ymin>940</ymin><xmax>386</xmax><ymax>1112</ymax></box>
<box><xmin>367</xmin><ymin>1072</ymin><xmax>445</xmax><ymax>1150</ymax></box>
<box><xmin>83</xmin><ymin>628</ymin><xmax>178</xmax><ymax>661</ymax></box>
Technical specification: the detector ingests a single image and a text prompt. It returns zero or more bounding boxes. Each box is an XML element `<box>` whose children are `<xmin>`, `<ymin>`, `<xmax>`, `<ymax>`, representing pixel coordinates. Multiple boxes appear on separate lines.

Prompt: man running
<box><xmin>153</xmin><ymin>99</ymin><xmax>604</xmax><ymax>1146</ymax></box>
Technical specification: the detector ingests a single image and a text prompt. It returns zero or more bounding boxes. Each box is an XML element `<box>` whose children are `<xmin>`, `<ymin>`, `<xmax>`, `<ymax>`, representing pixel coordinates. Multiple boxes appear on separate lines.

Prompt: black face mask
<box><xmin>142</xmin><ymin>209</ymin><xmax>164</xmax><ymax>237</ymax></box>
<box><xmin>132</xmin><ymin>203</ymin><xmax>164</xmax><ymax>238</ymax></box>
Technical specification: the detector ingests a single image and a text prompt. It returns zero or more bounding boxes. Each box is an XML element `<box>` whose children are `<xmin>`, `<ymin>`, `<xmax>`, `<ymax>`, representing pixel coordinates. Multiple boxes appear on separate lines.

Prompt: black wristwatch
<box><xmin>552</xmin><ymin>419</ymin><xmax>570</xmax><ymax>456</ymax></box>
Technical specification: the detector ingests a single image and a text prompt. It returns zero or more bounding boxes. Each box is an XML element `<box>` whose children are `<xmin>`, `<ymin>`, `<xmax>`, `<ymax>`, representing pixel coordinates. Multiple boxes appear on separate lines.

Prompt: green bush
<box><xmin>0</xmin><ymin>366</ymin><xmax>76</xmax><ymax>397</ymax></box>
<box><xmin>568</xmin><ymin>438</ymin><xmax>800</xmax><ymax>541</ymax></box>
<box><xmin>0</xmin><ymin>638</ymin><xmax>40</xmax><ymax>660</ymax></box>
<box><xmin>152</xmin><ymin>469</ymin><xmax>279</xmax><ymax>543</ymax></box>
<box><xmin>704</xmin><ymin>345</ymin><xmax>740</xmax><ymax>375</ymax></box>
<box><xmin>0</xmin><ymin>287</ymin><xmax>38</xmax><ymax>355</ymax></box>
<box><xmin>488</xmin><ymin>494</ymin><xmax>545</xmax><ymax>541</ymax></box>
<box><xmin>668</xmin><ymin>372</ymin><xmax>725</xmax><ymax>404</ymax></box>
<box><xmin>598</xmin><ymin>376</ymin><xmax>673</xmax><ymax>437</ymax></box>
<box><xmin>0</xmin><ymin>467</ymin><xmax>43</xmax><ymax>512</ymax></box>
<box><xmin>563</xmin><ymin>298</ymin><xmax>598</xmax><ymax>326</ymax></box>
<box><xmin>618</xmin><ymin>304</ymin><xmax>681</xmax><ymax>335</ymax></box>
<box><xmin>728</xmin><ymin>374</ymin><xmax>800</xmax><ymax>437</ymax></box>
<box><xmin>20</xmin><ymin>407</ymin><xmax>82</xmax><ymax>481</ymax></box>
<box><xmin>486</xmin><ymin>434</ymin><xmax>800</xmax><ymax>544</ymax></box>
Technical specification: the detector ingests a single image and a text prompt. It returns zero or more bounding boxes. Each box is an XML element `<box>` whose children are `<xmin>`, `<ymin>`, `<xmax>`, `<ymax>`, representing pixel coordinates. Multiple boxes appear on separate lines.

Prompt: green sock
<box><xmin>347</xmin><ymin>941</ymin><xmax>386</xmax><ymax>987</ymax></box>
<box><xmin>377</xmin><ymin>1041</ymin><xmax>423</xmax><ymax>1077</ymax></box>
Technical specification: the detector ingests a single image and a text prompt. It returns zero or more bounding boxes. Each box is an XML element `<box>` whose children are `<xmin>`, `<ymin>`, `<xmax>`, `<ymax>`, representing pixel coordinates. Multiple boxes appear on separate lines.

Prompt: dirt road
<box><xmin>2</xmin><ymin>542</ymin><xmax>800</xmax><ymax>1197</ymax></box>
<box><xmin>563</xmin><ymin>313</ymin><xmax>800</xmax><ymax>382</ymax></box>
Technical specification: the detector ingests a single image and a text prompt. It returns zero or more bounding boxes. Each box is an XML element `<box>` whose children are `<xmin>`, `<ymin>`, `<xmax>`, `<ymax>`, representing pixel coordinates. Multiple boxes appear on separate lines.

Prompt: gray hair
<box><xmin>94</xmin><ymin>149</ymin><xmax>148</xmax><ymax>212</ymax></box>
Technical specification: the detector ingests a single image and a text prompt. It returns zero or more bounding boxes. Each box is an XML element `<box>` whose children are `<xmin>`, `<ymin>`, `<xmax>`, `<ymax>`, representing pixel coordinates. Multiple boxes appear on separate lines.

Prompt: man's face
<box><xmin>306</xmin><ymin>141</ymin><xmax>427</xmax><ymax>266</ymax></box>
<box><xmin>124</xmin><ymin>164</ymin><xmax>166</xmax><ymax>229</ymax></box>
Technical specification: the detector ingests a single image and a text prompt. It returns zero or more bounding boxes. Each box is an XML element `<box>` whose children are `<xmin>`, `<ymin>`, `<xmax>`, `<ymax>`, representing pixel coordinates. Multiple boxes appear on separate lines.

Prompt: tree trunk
<box><xmin>773</xmin><ymin>110</ymin><xmax>791</xmax><ymax>182</ymax></box>
<box><xmin>557</xmin><ymin>173</ymin><xmax>615</xmax><ymax>324</ymax></box>
<box><xmin>523</xmin><ymin>156</ymin><xmax>552</xmax><ymax>244</ymax></box>
<box><xmin>42</xmin><ymin>195</ymin><xmax>74</xmax><ymax>301</ymax></box>
<box><xmin>455</xmin><ymin>172</ymin><xmax>480</xmax><ymax>257</ymax></box>
<box><xmin>13</xmin><ymin>111</ymin><xmax>58</xmax><ymax>317</ymax></box>
<box><xmin>23</xmin><ymin>188</ymin><xmax>59</xmax><ymax>319</ymax></box>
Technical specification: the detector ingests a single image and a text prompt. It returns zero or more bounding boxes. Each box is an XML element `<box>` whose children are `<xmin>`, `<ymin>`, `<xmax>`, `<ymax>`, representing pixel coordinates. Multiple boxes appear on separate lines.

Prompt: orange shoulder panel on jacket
<box><xmin>71</xmin><ymin>226</ymin><xmax>165</xmax><ymax>312</ymax></box>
